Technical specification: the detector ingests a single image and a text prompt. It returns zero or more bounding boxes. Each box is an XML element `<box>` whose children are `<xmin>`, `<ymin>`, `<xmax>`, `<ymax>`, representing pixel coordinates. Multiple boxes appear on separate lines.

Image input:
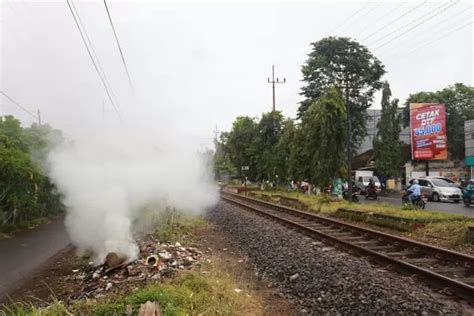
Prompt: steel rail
<box><xmin>221</xmin><ymin>191</ymin><xmax>474</xmax><ymax>303</ymax></box>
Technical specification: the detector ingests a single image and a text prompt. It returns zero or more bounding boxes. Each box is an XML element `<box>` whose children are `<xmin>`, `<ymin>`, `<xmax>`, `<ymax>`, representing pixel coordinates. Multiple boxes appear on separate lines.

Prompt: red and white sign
<box><xmin>409</xmin><ymin>103</ymin><xmax>448</xmax><ymax>160</ymax></box>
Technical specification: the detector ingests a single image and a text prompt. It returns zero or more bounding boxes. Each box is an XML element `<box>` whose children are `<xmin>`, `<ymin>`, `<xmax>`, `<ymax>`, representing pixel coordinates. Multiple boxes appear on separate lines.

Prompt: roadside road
<box><xmin>0</xmin><ymin>216</ymin><xmax>70</xmax><ymax>302</ymax></box>
<box><xmin>360</xmin><ymin>195</ymin><xmax>474</xmax><ymax>217</ymax></box>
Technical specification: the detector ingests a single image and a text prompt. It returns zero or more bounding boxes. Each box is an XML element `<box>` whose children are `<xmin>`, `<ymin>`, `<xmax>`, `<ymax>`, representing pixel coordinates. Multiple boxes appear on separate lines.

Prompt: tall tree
<box><xmin>373</xmin><ymin>82</ymin><xmax>402</xmax><ymax>178</ymax></box>
<box><xmin>275</xmin><ymin>118</ymin><xmax>296</xmax><ymax>182</ymax></box>
<box><xmin>255</xmin><ymin>111</ymin><xmax>283</xmax><ymax>182</ymax></box>
<box><xmin>298</xmin><ymin>37</ymin><xmax>385</xmax><ymax>148</ymax></box>
<box><xmin>404</xmin><ymin>83</ymin><xmax>474</xmax><ymax>160</ymax></box>
<box><xmin>302</xmin><ymin>87</ymin><xmax>347</xmax><ymax>188</ymax></box>
<box><xmin>226</xmin><ymin>116</ymin><xmax>259</xmax><ymax>180</ymax></box>
<box><xmin>213</xmin><ymin>132</ymin><xmax>235</xmax><ymax>181</ymax></box>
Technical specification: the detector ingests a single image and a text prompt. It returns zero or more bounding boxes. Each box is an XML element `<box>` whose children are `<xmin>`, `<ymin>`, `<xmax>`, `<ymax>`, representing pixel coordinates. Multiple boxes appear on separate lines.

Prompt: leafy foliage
<box><xmin>0</xmin><ymin>116</ymin><xmax>64</xmax><ymax>232</ymax></box>
<box><xmin>302</xmin><ymin>87</ymin><xmax>347</xmax><ymax>187</ymax></box>
<box><xmin>298</xmin><ymin>37</ymin><xmax>385</xmax><ymax>148</ymax></box>
<box><xmin>404</xmin><ymin>83</ymin><xmax>474</xmax><ymax>160</ymax></box>
<box><xmin>226</xmin><ymin>116</ymin><xmax>259</xmax><ymax>180</ymax></box>
<box><xmin>373</xmin><ymin>82</ymin><xmax>402</xmax><ymax>177</ymax></box>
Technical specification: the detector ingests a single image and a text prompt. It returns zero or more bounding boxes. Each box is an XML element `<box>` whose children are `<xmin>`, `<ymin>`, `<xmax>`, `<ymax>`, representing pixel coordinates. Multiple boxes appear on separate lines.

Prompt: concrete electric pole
<box><xmin>267</xmin><ymin>65</ymin><xmax>286</xmax><ymax>112</ymax></box>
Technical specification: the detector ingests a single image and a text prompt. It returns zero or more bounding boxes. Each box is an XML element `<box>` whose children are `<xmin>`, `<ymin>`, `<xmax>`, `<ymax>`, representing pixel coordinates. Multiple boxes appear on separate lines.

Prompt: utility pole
<box><xmin>37</xmin><ymin>109</ymin><xmax>41</xmax><ymax>126</ymax></box>
<box><xmin>267</xmin><ymin>65</ymin><xmax>286</xmax><ymax>112</ymax></box>
<box><xmin>214</xmin><ymin>125</ymin><xmax>219</xmax><ymax>141</ymax></box>
<box><xmin>345</xmin><ymin>85</ymin><xmax>353</xmax><ymax>201</ymax></box>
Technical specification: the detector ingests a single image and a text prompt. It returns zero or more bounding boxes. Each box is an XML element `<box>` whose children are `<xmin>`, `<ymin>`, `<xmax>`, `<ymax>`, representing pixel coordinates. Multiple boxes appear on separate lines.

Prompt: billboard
<box><xmin>409</xmin><ymin>103</ymin><xmax>447</xmax><ymax>160</ymax></box>
<box><xmin>465</xmin><ymin>120</ymin><xmax>474</xmax><ymax>166</ymax></box>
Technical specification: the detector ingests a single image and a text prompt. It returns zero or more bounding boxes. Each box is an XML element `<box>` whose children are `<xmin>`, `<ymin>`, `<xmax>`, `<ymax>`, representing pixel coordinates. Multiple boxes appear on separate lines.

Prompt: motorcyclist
<box><xmin>368</xmin><ymin>178</ymin><xmax>376</xmax><ymax>192</ymax></box>
<box><xmin>407</xmin><ymin>179</ymin><xmax>422</xmax><ymax>202</ymax></box>
<box><xmin>466</xmin><ymin>179</ymin><xmax>474</xmax><ymax>192</ymax></box>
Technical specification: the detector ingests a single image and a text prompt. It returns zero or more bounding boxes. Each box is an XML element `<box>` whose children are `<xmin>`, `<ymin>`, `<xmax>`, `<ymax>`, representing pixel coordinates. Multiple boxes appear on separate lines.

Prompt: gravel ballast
<box><xmin>208</xmin><ymin>201</ymin><xmax>466</xmax><ymax>315</ymax></box>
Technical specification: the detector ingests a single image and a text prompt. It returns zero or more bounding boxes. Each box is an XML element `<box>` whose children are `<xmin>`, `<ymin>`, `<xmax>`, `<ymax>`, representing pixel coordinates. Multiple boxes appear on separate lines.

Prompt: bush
<box><xmin>0</xmin><ymin>116</ymin><xmax>64</xmax><ymax>233</ymax></box>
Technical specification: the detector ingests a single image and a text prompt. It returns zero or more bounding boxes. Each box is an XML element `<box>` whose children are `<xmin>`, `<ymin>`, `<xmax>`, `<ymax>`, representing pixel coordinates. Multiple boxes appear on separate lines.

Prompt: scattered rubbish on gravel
<box><xmin>66</xmin><ymin>234</ymin><xmax>204</xmax><ymax>300</ymax></box>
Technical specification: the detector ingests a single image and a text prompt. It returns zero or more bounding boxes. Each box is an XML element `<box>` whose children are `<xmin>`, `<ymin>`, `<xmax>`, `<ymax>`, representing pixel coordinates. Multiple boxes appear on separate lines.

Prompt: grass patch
<box><xmin>1</xmin><ymin>216</ymin><xmax>53</xmax><ymax>235</ymax></box>
<box><xmin>153</xmin><ymin>209</ymin><xmax>209</xmax><ymax>244</ymax></box>
<box><xmin>410</xmin><ymin>220</ymin><xmax>474</xmax><ymax>247</ymax></box>
<box><xmin>249</xmin><ymin>190</ymin><xmax>473</xmax><ymax>245</ymax></box>
<box><xmin>254</xmin><ymin>190</ymin><xmax>465</xmax><ymax>221</ymax></box>
<box><xmin>3</xmin><ymin>255</ymin><xmax>261</xmax><ymax>316</ymax></box>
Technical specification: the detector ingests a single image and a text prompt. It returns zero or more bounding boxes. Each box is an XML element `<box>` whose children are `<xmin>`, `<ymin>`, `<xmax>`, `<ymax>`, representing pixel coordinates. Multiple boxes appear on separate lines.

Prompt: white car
<box><xmin>416</xmin><ymin>178</ymin><xmax>463</xmax><ymax>203</ymax></box>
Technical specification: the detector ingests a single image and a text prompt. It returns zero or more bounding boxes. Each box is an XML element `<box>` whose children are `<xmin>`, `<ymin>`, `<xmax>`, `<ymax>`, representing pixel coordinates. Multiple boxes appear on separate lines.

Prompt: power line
<box><xmin>0</xmin><ymin>91</ymin><xmax>38</xmax><ymax>119</ymax></box>
<box><xmin>355</xmin><ymin>1</ymin><xmax>409</xmax><ymax>39</ymax></box>
<box><xmin>70</xmin><ymin>0</ymin><xmax>121</xmax><ymax>110</ymax></box>
<box><xmin>377</xmin><ymin>6</ymin><xmax>471</xmax><ymax>56</ymax></box>
<box><xmin>368</xmin><ymin>0</ymin><xmax>452</xmax><ymax>46</ymax></box>
<box><xmin>327</xmin><ymin>1</ymin><xmax>371</xmax><ymax>36</ymax></box>
<box><xmin>103</xmin><ymin>0</ymin><xmax>134</xmax><ymax>91</ymax></box>
<box><xmin>386</xmin><ymin>19</ymin><xmax>473</xmax><ymax>59</ymax></box>
<box><xmin>344</xmin><ymin>1</ymin><xmax>385</xmax><ymax>37</ymax></box>
<box><xmin>361</xmin><ymin>1</ymin><xmax>427</xmax><ymax>42</ymax></box>
<box><xmin>372</xmin><ymin>0</ymin><xmax>459</xmax><ymax>51</ymax></box>
<box><xmin>66</xmin><ymin>0</ymin><xmax>121</xmax><ymax>121</ymax></box>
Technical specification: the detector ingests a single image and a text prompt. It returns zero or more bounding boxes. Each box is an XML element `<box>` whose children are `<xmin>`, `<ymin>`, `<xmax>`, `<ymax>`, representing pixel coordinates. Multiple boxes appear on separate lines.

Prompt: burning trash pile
<box><xmin>67</xmin><ymin>235</ymin><xmax>205</xmax><ymax>300</ymax></box>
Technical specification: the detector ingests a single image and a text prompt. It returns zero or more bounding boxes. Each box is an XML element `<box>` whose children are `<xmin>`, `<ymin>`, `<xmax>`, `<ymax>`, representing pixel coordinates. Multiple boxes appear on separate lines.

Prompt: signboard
<box><xmin>409</xmin><ymin>103</ymin><xmax>447</xmax><ymax>160</ymax></box>
<box><xmin>465</xmin><ymin>120</ymin><xmax>474</xmax><ymax>166</ymax></box>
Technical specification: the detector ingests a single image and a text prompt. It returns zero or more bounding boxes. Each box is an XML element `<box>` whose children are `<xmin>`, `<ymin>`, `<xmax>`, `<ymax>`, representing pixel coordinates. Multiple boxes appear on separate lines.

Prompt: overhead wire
<box><xmin>65</xmin><ymin>0</ymin><xmax>122</xmax><ymax>121</ymax></box>
<box><xmin>355</xmin><ymin>1</ymin><xmax>409</xmax><ymax>39</ymax></box>
<box><xmin>385</xmin><ymin>19</ymin><xmax>473</xmax><ymax>59</ymax></box>
<box><xmin>372</xmin><ymin>0</ymin><xmax>459</xmax><ymax>51</ymax></box>
<box><xmin>103</xmin><ymin>0</ymin><xmax>134</xmax><ymax>92</ymax></box>
<box><xmin>367</xmin><ymin>0</ymin><xmax>452</xmax><ymax>46</ymax></box>
<box><xmin>361</xmin><ymin>1</ymin><xmax>427</xmax><ymax>42</ymax></box>
<box><xmin>0</xmin><ymin>91</ymin><xmax>38</xmax><ymax>119</ymax></box>
<box><xmin>377</xmin><ymin>6</ymin><xmax>472</xmax><ymax>56</ymax></box>
<box><xmin>70</xmin><ymin>0</ymin><xmax>121</xmax><ymax>110</ymax></box>
<box><xmin>345</xmin><ymin>1</ymin><xmax>384</xmax><ymax>37</ymax></box>
<box><xmin>327</xmin><ymin>0</ymin><xmax>371</xmax><ymax>36</ymax></box>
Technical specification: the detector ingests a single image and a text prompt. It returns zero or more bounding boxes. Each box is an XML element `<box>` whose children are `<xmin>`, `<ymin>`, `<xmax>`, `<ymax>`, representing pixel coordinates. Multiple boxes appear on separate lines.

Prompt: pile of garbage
<box><xmin>67</xmin><ymin>235</ymin><xmax>205</xmax><ymax>300</ymax></box>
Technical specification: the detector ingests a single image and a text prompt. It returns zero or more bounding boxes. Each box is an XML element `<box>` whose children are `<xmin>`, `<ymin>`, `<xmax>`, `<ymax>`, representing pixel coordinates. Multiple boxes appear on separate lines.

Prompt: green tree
<box><xmin>301</xmin><ymin>87</ymin><xmax>347</xmax><ymax>188</ymax></box>
<box><xmin>0</xmin><ymin>116</ymin><xmax>64</xmax><ymax>231</ymax></box>
<box><xmin>255</xmin><ymin>111</ymin><xmax>283</xmax><ymax>182</ymax></box>
<box><xmin>274</xmin><ymin>118</ymin><xmax>296</xmax><ymax>182</ymax></box>
<box><xmin>298</xmin><ymin>37</ymin><xmax>385</xmax><ymax>148</ymax></box>
<box><xmin>404</xmin><ymin>83</ymin><xmax>474</xmax><ymax>160</ymax></box>
<box><xmin>226</xmin><ymin>116</ymin><xmax>259</xmax><ymax>180</ymax></box>
<box><xmin>24</xmin><ymin>123</ymin><xmax>64</xmax><ymax>168</ymax></box>
<box><xmin>213</xmin><ymin>132</ymin><xmax>235</xmax><ymax>181</ymax></box>
<box><xmin>373</xmin><ymin>82</ymin><xmax>402</xmax><ymax>178</ymax></box>
<box><xmin>287</xmin><ymin>124</ymin><xmax>310</xmax><ymax>182</ymax></box>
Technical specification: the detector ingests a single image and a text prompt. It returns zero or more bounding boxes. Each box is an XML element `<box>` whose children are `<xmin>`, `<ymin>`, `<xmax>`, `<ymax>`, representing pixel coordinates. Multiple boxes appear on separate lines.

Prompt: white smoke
<box><xmin>47</xmin><ymin>123</ymin><xmax>218</xmax><ymax>263</ymax></box>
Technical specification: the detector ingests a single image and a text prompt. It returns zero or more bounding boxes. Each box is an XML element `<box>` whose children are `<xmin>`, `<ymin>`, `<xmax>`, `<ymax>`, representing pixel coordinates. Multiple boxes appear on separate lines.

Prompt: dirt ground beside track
<box><xmin>3</xmin><ymin>222</ymin><xmax>295</xmax><ymax>315</ymax></box>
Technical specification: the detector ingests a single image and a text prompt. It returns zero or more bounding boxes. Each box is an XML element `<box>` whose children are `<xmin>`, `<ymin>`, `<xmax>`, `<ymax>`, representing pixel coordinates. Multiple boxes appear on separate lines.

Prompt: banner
<box><xmin>409</xmin><ymin>103</ymin><xmax>447</xmax><ymax>160</ymax></box>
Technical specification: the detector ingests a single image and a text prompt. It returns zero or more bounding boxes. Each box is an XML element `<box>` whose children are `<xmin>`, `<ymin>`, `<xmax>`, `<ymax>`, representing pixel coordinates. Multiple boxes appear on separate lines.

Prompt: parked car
<box><xmin>355</xmin><ymin>175</ymin><xmax>381</xmax><ymax>194</ymax></box>
<box><xmin>416</xmin><ymin>178</ymin><xmax>463</xmax><ymax>203</ymax></box>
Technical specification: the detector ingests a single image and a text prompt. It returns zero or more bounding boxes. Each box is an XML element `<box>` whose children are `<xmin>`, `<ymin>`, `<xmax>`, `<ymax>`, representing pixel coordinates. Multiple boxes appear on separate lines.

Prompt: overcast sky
<box><xmin>1</xmin><ymin>0</ymin><xmax>472</xmax><ymax>148</ymax></box>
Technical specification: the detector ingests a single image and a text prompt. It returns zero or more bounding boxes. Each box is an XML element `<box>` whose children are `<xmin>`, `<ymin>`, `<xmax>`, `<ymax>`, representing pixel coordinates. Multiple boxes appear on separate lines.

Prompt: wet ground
<box><xmin>0</xmin><ymin>216</ymin><xmax>70</xmax><ymax>302</ymax></box>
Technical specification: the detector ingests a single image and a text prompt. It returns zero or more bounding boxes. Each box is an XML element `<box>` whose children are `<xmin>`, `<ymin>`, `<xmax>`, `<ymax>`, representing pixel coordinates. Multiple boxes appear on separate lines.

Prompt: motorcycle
<box><xmin>365</xmin><ymin>186</ymin><xmax>378</xmax><ymax>200</ymax></box>
<box><xmin>402</xmin><ymin>192</ymin><xmax>426</xmax><ymax>209</ymax></box>
<box><xmin>463</xmin><ymin>188</ymin><xmax>474</xmax><ymax>207</ymax></box>
<box><xmin>343</xmin><ymin>187</ymin><xmax>360</xmax><ymax>202</ymax></box>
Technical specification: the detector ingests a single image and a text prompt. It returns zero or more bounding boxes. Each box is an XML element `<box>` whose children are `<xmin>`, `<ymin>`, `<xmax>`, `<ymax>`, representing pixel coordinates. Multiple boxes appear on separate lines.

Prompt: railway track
<box><xmin>220</xmin><ymin>191</ymin><xmax>474</xmax><ymax>303</ymax></box>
